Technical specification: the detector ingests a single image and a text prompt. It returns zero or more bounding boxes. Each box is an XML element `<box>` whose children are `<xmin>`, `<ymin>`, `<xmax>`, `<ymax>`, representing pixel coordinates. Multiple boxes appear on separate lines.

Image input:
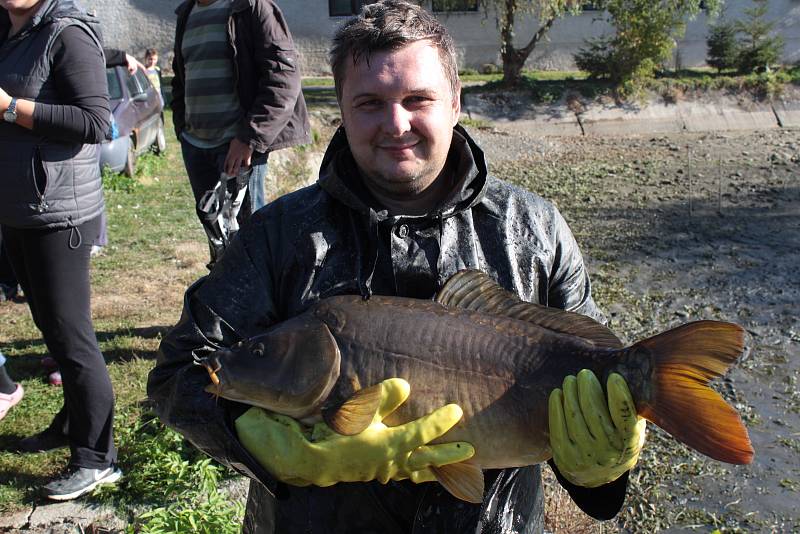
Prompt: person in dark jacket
<box><xmin>148</xmin><ymin>1</ymin><xmax>646</xmax><ymax>531</ymax></box>
<box><xmin>171</xmin><ymin>0</ymin><xmax>310</xmax><ymax>268</ymax></box>
<box><xmin>0</xmin><ymin>0</ymin><xmax>121</xmax><ymax>500</ymax></box>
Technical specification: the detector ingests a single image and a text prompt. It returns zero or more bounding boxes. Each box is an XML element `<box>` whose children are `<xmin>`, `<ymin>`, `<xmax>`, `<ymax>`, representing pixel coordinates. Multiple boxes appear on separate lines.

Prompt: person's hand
<box><xmin>549</xmin><ymin>370</ymin><xmax>646</xmax><ymax>488</ymax></box>
<box><xmin>0</xmin><ymin>87</ymin><xmax>10</xmax><ymax>110</ymax></box>
<box><xmin>224</xmin><ymin>138</ymin><xmax>254</xmax><ymax>176</ymax></box>
<box><xmin>235</xmin><ymin>378</ymin><xmax>475</xmax><ymax>486</ymax></box>
<box><xmin>124</xmin><ymin>53</ymin><xmax>144</xmax><ymax>74</ymax></box>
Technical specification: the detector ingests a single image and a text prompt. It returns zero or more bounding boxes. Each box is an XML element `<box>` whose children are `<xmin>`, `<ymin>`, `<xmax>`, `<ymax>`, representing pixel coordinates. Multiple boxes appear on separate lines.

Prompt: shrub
<box><xmin>574</xmin><ymin>36</ymin><xmax>616</xmax><ymax>79</ymax></box>
<box><xmin>480</xmin><ymin>63</ymin><xmax>502</xmax><ymax>75</ymax></box>
<box><xmin>574</xmin><ymin>0</ymin><xmax>718</xmax><ymax>93</ymax></box>
<box><xmin>707</xmin><ymin>20</ymin><xmax>739</xmax><ymax>72</ymax></box>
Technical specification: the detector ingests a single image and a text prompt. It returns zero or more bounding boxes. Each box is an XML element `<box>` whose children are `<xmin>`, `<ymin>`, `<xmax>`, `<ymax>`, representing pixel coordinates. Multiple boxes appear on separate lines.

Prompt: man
<box><xmin>148</xmin><ymin>1</ymin><xmax>645</xmax><ymax>532</ymax></box>
<box><xmin>171</xmin><ymin>0</ymin><xmax>309</xmax><ymax>267</ymax></box>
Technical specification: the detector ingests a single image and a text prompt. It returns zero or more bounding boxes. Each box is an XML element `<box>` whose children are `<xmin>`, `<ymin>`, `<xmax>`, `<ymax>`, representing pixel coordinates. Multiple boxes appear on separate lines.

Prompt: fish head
<box><xmin>199</xmin><ymin>316</ymin><xmax>341</xmax><ymax>419</ymax></box>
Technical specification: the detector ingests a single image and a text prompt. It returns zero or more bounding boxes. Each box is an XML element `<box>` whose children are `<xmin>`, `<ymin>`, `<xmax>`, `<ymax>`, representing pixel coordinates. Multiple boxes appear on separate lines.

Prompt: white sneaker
<box><xmin>43</xmin><ymin>465</ymin><xmax>122</xmax><ymax>501</ymax></box>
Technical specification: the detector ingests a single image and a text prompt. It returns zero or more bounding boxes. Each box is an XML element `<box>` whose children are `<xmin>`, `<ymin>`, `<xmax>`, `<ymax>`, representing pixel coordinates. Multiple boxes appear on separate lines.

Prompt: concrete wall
<box><xmin>83</xmin><ymin>0</ymin><xmax>800</xmax><ymax>75</ymax></box>
<box><xmin>82</xmin><ymin>0</ymin><xmax>181</xmax><ymax>67</ymax></box>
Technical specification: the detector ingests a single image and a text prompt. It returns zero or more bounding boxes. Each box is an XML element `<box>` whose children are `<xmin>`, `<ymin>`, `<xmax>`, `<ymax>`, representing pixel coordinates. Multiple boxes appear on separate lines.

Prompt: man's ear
<box><xmin>451</xmin><ymin>82</ymin><xmax>462</xmax><ymax>126</ymax></box>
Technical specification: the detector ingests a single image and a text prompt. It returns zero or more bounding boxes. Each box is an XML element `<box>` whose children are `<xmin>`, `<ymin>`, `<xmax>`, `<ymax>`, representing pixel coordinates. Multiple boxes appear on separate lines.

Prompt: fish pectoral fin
<box><xmin>431</xmin><ymin>462</ymin><xmax>485</xmax><ymax>504</ymax></box>
<box><xmin>322</xmin><ymin>383</ymin><xmax>382</xmax><ymax>435</ymax></box>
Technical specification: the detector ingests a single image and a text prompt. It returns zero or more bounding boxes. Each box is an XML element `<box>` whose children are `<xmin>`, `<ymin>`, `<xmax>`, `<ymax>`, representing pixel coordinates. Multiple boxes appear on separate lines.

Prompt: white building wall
<box><xmin>81</xmin><ymin>0</ymin><xmax>181</xmax><ymax>65</ymax></box>
<box><xmin>80</xmin><ymin>0</ymin><xmax>800</xmax><ymax>75</ymax></box>
<box><xmin>282</xmin><ymin>0</ymin><xmax>800</xmax><ymax>75</ymax></box>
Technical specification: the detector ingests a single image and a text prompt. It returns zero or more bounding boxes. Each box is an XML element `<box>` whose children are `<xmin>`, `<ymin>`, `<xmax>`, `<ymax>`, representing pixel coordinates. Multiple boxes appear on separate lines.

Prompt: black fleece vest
<box><xmin>0</xmin><ymin>0</ymin><xmax>104</xmax><ymax>229</ymax></box>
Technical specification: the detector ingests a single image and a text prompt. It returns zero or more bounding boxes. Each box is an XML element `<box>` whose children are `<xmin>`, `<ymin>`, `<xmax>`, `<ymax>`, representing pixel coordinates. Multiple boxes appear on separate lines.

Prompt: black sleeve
<box><xmin>547</xmin><ymin>459</ymin><xmax>629</xmax><ymax>520</ymax></box>
<box><xmin>103</xmin><ymin>47</ymin><xmax>128</xmax><ymax>68</ymax></box>
<box><xmin>31</xmin><ymin>25</ymin><xmax>110</xmax><ymax>143</ymax></box>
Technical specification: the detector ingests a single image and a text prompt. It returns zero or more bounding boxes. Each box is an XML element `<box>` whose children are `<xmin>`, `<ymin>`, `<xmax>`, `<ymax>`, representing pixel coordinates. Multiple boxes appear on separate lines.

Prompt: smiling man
<box><xmin>339</xmin><ymin>38</ymin><xmax>460</xmax><ymax>215</ymax></box>
<box><xmin>149</xmin><ymin>1</ymin><xmax>644</xmax><ymax>532</ymax></box>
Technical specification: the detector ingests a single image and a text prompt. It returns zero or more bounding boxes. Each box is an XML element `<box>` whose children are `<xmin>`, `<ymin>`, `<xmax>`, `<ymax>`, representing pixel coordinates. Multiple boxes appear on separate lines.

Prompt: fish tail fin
<box><xmin>633</xmin><ymin>320</ymin><xmax>754</xmax><ymax>464</ymax></box>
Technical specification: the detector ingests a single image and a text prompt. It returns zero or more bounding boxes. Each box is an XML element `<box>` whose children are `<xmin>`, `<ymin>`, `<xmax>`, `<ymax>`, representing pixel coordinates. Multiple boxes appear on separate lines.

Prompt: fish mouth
<box><xmin>197</xmin><ymin>354</ymin><xmax>224</xmax><ymax>386</ymax></box>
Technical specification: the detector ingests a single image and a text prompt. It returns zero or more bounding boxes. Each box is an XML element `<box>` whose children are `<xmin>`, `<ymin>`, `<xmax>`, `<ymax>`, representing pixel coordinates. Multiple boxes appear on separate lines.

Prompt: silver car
<box><xmin>100</xmin><ymin>65</ymin><xmax>166</xmax><ymax>176</ymax></box>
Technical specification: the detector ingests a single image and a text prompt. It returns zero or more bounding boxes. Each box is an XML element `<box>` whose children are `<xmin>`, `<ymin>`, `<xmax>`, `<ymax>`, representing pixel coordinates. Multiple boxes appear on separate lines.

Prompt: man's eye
<box><xmin>356</xmin><ymin>100</ymin><xmax>381</xmax><ymax>108</ymax></box>
<box><xmin>405</xmin><ymin>96</ymin><xmax>431</xmax><ymax>107</ymax></box>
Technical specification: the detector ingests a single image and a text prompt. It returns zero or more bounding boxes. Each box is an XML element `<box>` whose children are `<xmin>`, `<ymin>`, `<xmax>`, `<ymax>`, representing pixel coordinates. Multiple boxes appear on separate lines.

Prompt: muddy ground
<box><xmin>2</xmin><ymin>100</ymin><xmax>798</xmax><ymax>533</ymax></box>
<box><xmin>464</xmin><ymin>120</ymin><xmax>800</xmax><ymax>532</ymax></box>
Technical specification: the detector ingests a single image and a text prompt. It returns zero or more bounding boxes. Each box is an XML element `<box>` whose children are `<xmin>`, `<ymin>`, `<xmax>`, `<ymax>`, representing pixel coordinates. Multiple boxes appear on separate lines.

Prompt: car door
<box><xmin>126</xmin><ymin>69</ymin><xmax>160</xmax><ymax>152</ymax></box>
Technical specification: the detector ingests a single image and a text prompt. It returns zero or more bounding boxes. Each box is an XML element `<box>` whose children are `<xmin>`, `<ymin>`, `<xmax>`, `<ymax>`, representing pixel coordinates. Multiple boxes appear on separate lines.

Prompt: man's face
<box><xmin>339</xmin><ymin>40</ymin><xmax>460</xmax><ymax>201</ymax></box>
<box><xmin>0</xmin><ymin>0</ymin><xmax>42</xmax><ymax>15</ymax></box>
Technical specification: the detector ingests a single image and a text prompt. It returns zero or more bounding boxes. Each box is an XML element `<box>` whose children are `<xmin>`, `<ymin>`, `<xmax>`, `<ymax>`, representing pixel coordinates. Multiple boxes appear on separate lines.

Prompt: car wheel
<box><xmin>153</xmin><ymin>117</ymin><xmax>167</xmax><ymax>155</ymax></box>
<box><xmin>123</xmin><ymin>136</ymin><xmax>137</xmax><ymax>177</ymax></box>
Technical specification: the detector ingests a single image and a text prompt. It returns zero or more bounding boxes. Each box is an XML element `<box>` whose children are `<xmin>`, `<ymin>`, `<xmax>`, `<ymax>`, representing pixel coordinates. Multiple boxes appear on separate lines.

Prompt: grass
<box><xmin>458</xmin><ymin>65</ymin><xmax>800</xmax><ymax>103</ymax></box>
<box><xmin>0</xmin><ymin>110</ymin><xmax>243</xmax><ymax>531</ymax></box>
<box><xmin>0</xmin><ymin>87</ymin><xmax>791</xmax><ymax>531</ymax></box>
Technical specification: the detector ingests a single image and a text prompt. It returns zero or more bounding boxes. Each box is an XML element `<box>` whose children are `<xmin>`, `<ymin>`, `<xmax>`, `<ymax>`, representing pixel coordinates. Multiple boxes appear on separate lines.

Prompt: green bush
<box><xmin>574</xmin><ymin>0</ymin><xmax>719</xmax><ymax>94</ymax></box>
<box><xmin>574</xmin><ymin>37</ymin><xmax>616</xmax><ymax>79</ymax></box>
<box><xmin>707</xmin><ymin>20</ymin><xmax>739</xmax><ymax>72</ymax></box>
<box><xmin>480</xmin><ymin>63</ymin><xmax>502</xmax><ymax>75</ymax></box>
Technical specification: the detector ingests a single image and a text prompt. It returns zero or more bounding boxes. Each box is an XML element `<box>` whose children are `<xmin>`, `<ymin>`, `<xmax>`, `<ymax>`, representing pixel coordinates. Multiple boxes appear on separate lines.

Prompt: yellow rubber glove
<box><xmin>548</xmin><ymin>369</ymin><xmax>646</xmax><ymax>488</ymax></box>
<box><xmin>235</xmin><ymin>378</ymin><xmax>475</xmax><ymax>487</ymax></box>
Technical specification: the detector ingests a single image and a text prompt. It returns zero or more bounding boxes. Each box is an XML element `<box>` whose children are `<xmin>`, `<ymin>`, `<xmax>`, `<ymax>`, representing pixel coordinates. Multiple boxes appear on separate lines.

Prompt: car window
<box><xmin>125</xmin><ymin>70</ymin><xmax>141</xmax><ymax>97</ymax></box>
<box><xmin>134</xmin><ymin>69</ymin><xmax>152</xmax><ymax>91</ymax></box>
<box><xmin>106</xmin><ymin>68</ymin><xmax>123</xmax><ymax>100</ymax></box>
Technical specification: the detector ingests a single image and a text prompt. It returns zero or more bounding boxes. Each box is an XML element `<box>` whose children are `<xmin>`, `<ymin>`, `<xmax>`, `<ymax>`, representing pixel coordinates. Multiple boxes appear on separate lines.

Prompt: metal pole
<box><xmin>688</xmin><ymin>146</ymin><xmax>693</xmax><ymax>218</ymax></box>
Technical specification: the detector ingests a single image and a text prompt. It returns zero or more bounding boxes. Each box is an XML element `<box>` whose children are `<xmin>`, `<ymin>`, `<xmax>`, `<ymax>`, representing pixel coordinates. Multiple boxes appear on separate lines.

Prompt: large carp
<box><xmin>198</xmin><ymin>270</ymin><xmax>754</xmax><ymax>502</ymax></box>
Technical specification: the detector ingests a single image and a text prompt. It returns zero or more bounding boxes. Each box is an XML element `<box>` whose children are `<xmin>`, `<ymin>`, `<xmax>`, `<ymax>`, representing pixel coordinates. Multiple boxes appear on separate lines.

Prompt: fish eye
<box><xmin>251</xmin><ymin>343</ymin><xmax>265</xmax><ymax>358</ymax></box>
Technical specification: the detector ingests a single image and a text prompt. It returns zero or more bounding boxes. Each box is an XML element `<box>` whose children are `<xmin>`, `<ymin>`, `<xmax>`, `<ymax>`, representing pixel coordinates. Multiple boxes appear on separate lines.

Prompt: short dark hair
<box><xmin>329</xmin><ymin>0</ymin><xmax>459</xmax><ymax>101</ymax></box>
<box><xmin>145</xmin><ymin>48</ymin><xmax>158</xmax><ymax>58</ymax></box>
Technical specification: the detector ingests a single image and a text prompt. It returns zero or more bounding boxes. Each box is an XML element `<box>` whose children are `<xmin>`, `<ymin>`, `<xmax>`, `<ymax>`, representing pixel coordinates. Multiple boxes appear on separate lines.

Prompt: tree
<box><xmin>706</xmin><ymin>19</ymin><xmax>739</xmax><ymax>72</ymax></box>
<box><xmin>496</xmin><ymin>0</ymin><xmax>585</xmax><ymax>86</ymax></box>
<box><xmin>437</xmin><ymin>0</ymin><xmax>584</xmax><ymax>87</ymax></box>
<box><xmin>734</xmin><ymin>0</ymin><xmax>783</xmax><ymax>73</ymax></box>
<box><xmin>574</xmin><ymin>0</ymin><xmax>721</xmax><ymax>90</ymax></box>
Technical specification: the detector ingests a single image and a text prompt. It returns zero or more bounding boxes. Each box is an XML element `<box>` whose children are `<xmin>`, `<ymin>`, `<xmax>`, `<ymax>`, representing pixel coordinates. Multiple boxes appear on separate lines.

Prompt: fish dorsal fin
<box><xmin>431</xmin><ymin>461</ymin><xmax>485</xmax><ymax>503</ymax></box>
<box><xmin>322</xmin><ymin>382</ymin><xmax>382</xmax><ymax>436</ymax></box>
<box><xmin>436</xmin><ymin>270</ymin><xmax>622</xmax><ymax>349</ymax></box>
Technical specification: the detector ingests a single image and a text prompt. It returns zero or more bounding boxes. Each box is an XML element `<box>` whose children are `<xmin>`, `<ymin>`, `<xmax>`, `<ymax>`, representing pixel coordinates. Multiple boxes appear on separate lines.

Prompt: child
<box><xmin>144</xmin><ymin>48</ymin><xmax>163</xmax><ymax>106</ymax></box>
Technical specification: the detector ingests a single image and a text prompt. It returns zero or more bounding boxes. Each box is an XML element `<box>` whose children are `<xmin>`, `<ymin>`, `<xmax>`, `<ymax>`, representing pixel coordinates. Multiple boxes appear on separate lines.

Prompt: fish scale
<box><xmin>200</xmin><ymin>270</ymin><xmax>754</xmax><ymax>503</ymax></box>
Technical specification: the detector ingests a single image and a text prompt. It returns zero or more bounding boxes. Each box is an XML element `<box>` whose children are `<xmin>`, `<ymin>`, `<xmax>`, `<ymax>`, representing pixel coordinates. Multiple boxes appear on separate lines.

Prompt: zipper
<box><xmin>30</xmin><ymin>145</ymin><xmax>49</xmax><ymax>213</ymax></box>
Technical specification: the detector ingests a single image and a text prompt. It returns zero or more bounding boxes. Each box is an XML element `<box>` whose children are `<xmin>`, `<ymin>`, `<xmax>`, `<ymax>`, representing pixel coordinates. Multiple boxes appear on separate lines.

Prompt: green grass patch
<box><xmin>302</xmin><ymin>76</ymin><xmax>334</xmax><ymax>86</ymax></box>
<box><xmin>460</xmin><ymin>65</ymin><xmax>800</xmax><ymax>102</ymax></box>
<box><xmin>458</xmin><ymin>117</ymin><xmax>493</xmax><ymax>130</ymax></box>
<box><xmin>0</xmin><ymin>110</ymin><xmax>242</xmax><ymax>530</ymax></box>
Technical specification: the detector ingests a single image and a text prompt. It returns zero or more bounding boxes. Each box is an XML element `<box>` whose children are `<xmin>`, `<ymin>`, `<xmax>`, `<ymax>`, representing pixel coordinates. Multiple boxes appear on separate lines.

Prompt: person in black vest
<box><xmin>0</xmin><ymin>0</ymin><xmax>121</xmax><ymax>500</ymax></box>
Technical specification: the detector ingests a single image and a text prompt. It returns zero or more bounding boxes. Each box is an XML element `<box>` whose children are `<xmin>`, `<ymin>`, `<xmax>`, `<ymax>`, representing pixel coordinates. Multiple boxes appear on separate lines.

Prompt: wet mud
<box><xmin>474</xmin><ymin>125</ymin><xmax>800</xmax><ymax>532</ymax></box>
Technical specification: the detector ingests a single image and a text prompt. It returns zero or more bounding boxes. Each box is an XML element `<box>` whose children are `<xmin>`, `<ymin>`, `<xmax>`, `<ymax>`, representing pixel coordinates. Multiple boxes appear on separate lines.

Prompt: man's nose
<box><xmin>382</xmin><ymin>102</ymin><xmax>412</xmax><ymax>135</ymax></box>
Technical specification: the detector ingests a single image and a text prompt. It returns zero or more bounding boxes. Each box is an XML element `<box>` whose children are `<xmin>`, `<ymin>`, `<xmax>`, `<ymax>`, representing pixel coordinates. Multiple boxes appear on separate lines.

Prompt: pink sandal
<box><xmin>0</xmin><ymin>383</ymin><xmax>24</xmax><ymax>421</ymax></box>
